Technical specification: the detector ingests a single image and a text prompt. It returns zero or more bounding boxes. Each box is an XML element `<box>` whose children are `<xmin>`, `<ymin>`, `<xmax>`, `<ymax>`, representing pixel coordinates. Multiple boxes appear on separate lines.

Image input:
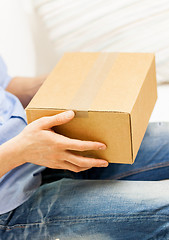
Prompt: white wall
<box><xmin>0</xmin><ymin>0</ymin><xmax>35</xmax><ymax>77</ymax></box>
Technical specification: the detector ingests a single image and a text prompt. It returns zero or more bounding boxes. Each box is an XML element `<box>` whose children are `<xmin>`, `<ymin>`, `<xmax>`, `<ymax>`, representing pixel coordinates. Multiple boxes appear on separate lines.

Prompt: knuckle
<box><xmin>90</xmin><ymin>143</ymin><xmax>98</xmax><ymax>150</ymax></box>
<box><xmin>56</xmin><ymin>116</ymin><xmax>64</xmax><ymax>124</ymax></box>
<box><xmin>54</xmin><ymin>136</ymin><xmax>68</xmax><ymax>148</ymax></box>
<box><xmin>39</xmin><ymin>117</ymin><xmax>48</xmax><ymax>125</ymax></box>
<box><xmin>83</xmin><ymin>157</ymin><xmax>96</xmax><ymax>167</ymax></box>
<box><xmin>87</xmin><ymin>161</ymin><xmax>94</xmax><ymax>167</ymax></box>
<box><xmin>78</xmin><ymin>144</ymin><xmax>86</xmax><ymax>151</ymax></box>
<box><xmin>73</xmin><ymin>166</ymin><xmax>81</xmax><ymax>173</ymax></box>
<box><xmin>50</xmin><ymin>160</ymin><xmax>60</xmax><ymax>169</ymax></box>
<box><xmin>55</xmin><ymin>140</ymin><xmax>64</xmax><ymax>149</ymax></box>
<box><xmin>39</xmin><ymin>116</ymin><xmax>47</xmax><ymax>122</ymax></box>
<box><xmin>85</xmin><ymin>160</ymin><xmax>94</xmax><ymax>168</ymax></box>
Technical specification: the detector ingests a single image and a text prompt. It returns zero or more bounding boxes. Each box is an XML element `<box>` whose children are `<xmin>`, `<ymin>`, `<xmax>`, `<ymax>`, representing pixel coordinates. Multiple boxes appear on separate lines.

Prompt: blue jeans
<box><xmin>1</xmin><ymin>122</ymin><xmax>169</xmax><ymax>240</ymax></box>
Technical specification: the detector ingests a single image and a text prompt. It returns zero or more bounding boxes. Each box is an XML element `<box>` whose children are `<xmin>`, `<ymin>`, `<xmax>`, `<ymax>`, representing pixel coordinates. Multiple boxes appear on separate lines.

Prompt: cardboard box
<box><xmin>26</xmin><ymin>52</ymin><xmax>157</xmax><ymax>164</ymax></box>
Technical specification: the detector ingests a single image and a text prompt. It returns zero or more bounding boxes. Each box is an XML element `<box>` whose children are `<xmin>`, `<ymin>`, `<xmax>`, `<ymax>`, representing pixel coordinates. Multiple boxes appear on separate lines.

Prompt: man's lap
<box><xmin>41</xmin><ymin>122</ymin><xmax>169</xmax><ymax>182</ymax></box>
<box><xmin>1</xmin><ymin>122</ymin><xmax>169</xmax><ymax>239</ymax></box>
<box><xmin>1</xmin><ymin>179</ymin><xmax>169</xmax><ymax>239</ymax></box>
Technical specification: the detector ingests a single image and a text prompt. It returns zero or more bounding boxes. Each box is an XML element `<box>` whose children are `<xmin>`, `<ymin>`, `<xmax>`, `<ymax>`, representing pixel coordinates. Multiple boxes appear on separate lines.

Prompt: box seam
<box><xmin>26</xmin><ymin>108</ymin><xmax>130</xmax><ymax>114</ymax></box>
<box><xmin>129</xmin><ymin>114</ymin><xmax>134</xmax><ymax>164</ymax></box>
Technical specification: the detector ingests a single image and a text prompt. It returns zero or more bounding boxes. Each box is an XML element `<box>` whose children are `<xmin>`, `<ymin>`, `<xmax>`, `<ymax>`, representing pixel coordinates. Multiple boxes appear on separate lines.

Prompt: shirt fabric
<box><xmin>0</xmin><ymin>56</ymin><xmax>45</xmax><ymax>214</ymax></box>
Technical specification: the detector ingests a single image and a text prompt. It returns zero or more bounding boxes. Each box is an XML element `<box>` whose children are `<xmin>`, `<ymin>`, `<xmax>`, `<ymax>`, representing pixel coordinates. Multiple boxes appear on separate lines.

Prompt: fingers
<box><xmin>33</xmin><ymin>110</ymin><xmax>75</xmax><ymax>129</ymax></box>
<box><xmin>64</xmin><ymin>138</ymin><xmax>107</xmax><ymax>151</ymax></box>
<box><xmin>58</xmin><ymin>161</ymin><xmax>91</xmax><ymax>173</ymax></box>
<box><xmin>64</xmin><ymin>151</ymin><xmax>109</xmax><ymax>168</ymax></box>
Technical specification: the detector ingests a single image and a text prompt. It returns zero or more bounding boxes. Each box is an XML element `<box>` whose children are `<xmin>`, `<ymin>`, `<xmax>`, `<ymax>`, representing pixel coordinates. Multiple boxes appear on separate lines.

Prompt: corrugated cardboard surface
<box><xmin>130</xmin><ymin>57</ymin><xmax>157</xmax><ymax>160</ymax></box>
<box><xmin>26</xmin><ymin>52</ymin><xmax>157</xmax><ymax>164</ymax></box>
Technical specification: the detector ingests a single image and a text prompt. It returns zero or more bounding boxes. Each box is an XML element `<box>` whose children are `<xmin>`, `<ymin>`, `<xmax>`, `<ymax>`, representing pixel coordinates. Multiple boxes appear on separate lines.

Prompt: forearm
<box><xmin>6</xmin><ymin>76</ymin><xmax>47</xmax><ymax>108</ymax></box>
<box><xmin>0</xmin><ymin>137</ymin><xmax>24</xmax><ymax>178</ymax></box>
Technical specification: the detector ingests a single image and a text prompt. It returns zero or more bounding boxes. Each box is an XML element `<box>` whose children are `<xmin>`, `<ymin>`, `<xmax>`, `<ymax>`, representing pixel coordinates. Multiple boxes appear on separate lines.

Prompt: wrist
<box><xmin>0</xmin><ymin>136</ymin><xmax>26</xmax><ymax>177</ymax></box>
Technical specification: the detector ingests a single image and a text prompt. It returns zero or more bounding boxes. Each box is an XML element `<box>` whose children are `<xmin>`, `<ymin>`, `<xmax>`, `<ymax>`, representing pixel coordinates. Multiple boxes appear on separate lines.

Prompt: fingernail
<box><xmin>65</xmin><ymin>110</ymin><xmax>74</xmax><ymax>118</ymax></box>
<box><xmin>100</xmin><ymin>162</ymin><xmax>108</xmax><ymax>167</ymax></box>
<box><xmin>98</xmin><ymin>145</ymin><xmax>106</xmax><ymax>150</ymax></box>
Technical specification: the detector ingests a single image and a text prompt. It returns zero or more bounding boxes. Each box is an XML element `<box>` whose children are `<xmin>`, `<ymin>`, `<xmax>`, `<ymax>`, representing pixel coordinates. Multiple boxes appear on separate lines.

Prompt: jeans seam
<box><xmin>0</xmin><ymin>215</ymin><xmax>169</xmax><ymax>230</ymax></box>
<box><xmin>0</xmin><ymin>214</ymin><xmax>169</xmax><ymax>230</ymax></box>
<box><xmin>111</xmin><ymin>160</ymin><xmax>169</xmax><ymax>180</ymax></box>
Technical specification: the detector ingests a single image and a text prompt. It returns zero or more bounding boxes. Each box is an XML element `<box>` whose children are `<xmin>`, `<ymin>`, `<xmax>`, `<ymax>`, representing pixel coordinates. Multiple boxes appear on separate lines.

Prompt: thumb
<box><xmin>35</xmin><ymin>110</ymin><xmax>75</xmax><ymax>129</ymax></box>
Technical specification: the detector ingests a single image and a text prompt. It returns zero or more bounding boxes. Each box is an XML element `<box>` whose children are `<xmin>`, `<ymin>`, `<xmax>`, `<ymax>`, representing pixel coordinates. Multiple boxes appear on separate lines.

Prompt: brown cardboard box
<box><xmin>26</xmin><ymin>52</ymin><xmax>157</xmax><ymax>164</ymax></box>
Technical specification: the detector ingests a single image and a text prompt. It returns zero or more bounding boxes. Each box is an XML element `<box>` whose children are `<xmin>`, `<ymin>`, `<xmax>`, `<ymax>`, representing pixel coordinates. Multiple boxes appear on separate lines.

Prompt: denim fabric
<box><xmin>1</xmin><ymin>122</ymin><xmax>169</xmax><ymax>239</ymax></box>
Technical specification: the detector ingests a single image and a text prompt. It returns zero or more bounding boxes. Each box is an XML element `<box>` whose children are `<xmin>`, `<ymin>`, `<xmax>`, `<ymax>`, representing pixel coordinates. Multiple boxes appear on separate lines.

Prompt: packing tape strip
<box><xmin>68</xmin><ymin>52</ymin><xmax>119</xmax><ymax>117</ymax></box>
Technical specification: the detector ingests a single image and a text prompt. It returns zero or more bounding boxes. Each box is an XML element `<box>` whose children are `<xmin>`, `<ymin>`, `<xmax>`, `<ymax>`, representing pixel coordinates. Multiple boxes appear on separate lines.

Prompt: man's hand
<box><xmin>6</xmin><ymin>76</ymin><xmax>47</xmax><ymax>108</ymax></box>
<box><xmin>13</xmin><ymin>110</ymin><xmax>108</xmax><ymax>173</ymax></box>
